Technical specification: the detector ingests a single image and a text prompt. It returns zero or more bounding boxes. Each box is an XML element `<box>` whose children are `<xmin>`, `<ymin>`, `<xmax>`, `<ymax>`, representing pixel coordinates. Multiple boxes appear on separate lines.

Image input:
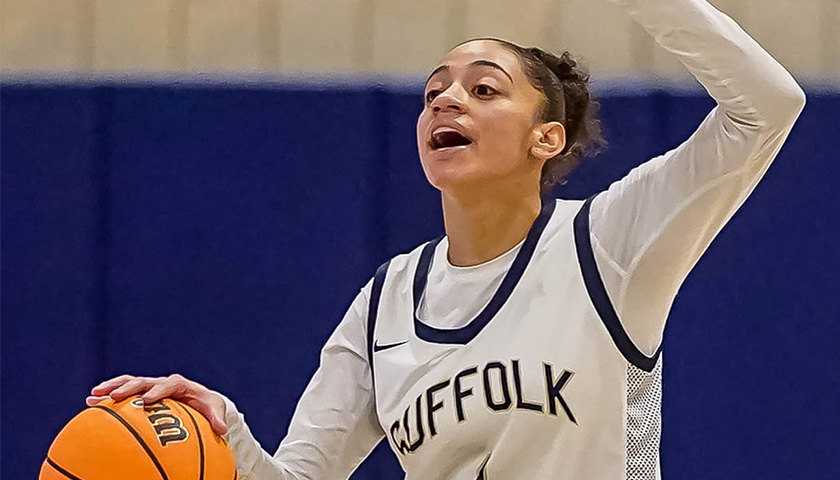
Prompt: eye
<box><xmin>425</xmin><ymin>89</ymin><xmax>441</xmax><ymax>104</ymax></box>
<box><xmin>473</xmin><ymin>84</ymin><xmax>497</xmax><ymax>98</ymax></box>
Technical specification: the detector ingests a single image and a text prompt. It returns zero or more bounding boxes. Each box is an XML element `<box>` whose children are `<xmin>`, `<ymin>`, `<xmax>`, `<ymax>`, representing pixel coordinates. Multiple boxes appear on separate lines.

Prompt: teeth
<box><xmin>433</xmin><ymin>126</ymin><xmax>461</xmax><ymax>136</ymax></box>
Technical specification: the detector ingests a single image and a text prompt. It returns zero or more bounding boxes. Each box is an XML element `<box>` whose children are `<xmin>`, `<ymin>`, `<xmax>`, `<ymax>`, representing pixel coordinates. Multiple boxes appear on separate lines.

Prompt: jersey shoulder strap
<box><xmin>366</xmin><ymin>260</ymin><xmax>391</xmax><ymax>374</ymax></box>
<box><xmin>573</xmin><ymin>193</ymin><xmax>661</xmax><ymax>371</ymax></box>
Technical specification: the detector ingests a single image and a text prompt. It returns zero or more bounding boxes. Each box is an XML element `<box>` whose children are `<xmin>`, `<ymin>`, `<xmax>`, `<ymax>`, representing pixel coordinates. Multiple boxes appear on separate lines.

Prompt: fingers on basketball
<box><xmin>90</xmin><ymin>374</ymin><xmax>136</xmax><ymax>396</ymax></box>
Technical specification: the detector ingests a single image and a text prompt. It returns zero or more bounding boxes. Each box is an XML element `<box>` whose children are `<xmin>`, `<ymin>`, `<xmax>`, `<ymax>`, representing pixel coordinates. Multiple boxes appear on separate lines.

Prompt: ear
<box><xmin>529</xmin><ymin>121</ymin><xmax>566</xmax><ymax>162</ymax></box>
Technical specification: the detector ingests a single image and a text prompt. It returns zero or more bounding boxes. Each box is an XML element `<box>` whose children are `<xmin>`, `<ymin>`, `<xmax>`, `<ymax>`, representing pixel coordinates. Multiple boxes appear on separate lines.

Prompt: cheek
<box><xmin>476</xmin><ymin>115</ymin><xmax>532</xmax><ymax>169</ymax></box>
<box><xmin>416</xmin><ymin>111</ymin><xmax>431</xmax><ymax>151</ymax></box>
<box><xmin>416</xmin><ymin>115</ymin><xmax>424</xmax><ymax>145</ymax></box>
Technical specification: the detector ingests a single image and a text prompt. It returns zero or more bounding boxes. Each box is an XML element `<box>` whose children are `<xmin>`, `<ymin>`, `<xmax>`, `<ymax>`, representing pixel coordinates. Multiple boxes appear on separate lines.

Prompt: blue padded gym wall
<box><xmin>2</xmin><ymin>82</ymin><xmax>839</xmax><ymax>479</ymax></box>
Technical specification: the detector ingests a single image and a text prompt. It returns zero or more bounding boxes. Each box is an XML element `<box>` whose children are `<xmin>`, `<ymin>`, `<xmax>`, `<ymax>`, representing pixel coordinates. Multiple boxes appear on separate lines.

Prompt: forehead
<box><xmin>432</xmin><ymin>40</ymin><xmax>523</xmax><ymax>79</ymax></box>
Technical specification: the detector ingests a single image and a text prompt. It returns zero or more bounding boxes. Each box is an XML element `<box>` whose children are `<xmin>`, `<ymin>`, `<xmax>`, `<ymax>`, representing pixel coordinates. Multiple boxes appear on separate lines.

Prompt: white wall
<box><xmin>2</xmin><ymin>0</ymin><xmax>838</xmax><ymax>79</ymax></box>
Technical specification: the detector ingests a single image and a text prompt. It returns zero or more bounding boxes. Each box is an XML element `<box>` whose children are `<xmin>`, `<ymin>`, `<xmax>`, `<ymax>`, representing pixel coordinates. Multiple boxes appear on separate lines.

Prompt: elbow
<box><xmin>767</xmin><ymin>77</ymin><xmax>807</xmax><ymax>127</ymax></box>
<box><xmin>781</xmin><ymin>81</ymin><xmax>806</xmax><ymax>120</ymax></box>
<box><xmin>729</xmin><ymin>76</ymin><xmax>806</xmax><ymax>132</ymax></box>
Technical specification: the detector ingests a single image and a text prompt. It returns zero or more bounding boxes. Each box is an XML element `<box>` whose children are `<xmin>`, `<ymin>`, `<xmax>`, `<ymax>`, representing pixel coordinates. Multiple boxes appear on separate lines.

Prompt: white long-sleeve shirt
<box><xmin>219</xmin><ymin>0</ymin><xmax>805</xmax><ymax>478</ymax></box>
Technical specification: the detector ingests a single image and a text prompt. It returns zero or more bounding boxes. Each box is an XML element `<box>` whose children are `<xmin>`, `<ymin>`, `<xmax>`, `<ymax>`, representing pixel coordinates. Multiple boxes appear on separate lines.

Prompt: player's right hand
<box><xmin>87</xmin><ymin>374</ymin><xmax>228</xmax><ymax>436</ymax></box>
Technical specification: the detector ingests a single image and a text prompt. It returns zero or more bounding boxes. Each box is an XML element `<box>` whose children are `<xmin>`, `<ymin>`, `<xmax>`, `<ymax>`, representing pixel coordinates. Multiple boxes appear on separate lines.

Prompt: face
<box><xmin>417</xmin><ymin>40</ymin><xmax>556</xmax><ymax>195</ymax></box>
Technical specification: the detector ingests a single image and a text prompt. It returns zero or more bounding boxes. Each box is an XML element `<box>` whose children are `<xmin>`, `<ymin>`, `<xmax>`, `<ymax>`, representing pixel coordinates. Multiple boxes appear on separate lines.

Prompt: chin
<box><xmin>423</xmin><ymin>167</ymin><xmax>491</xmax><ymax>194</ymax></box>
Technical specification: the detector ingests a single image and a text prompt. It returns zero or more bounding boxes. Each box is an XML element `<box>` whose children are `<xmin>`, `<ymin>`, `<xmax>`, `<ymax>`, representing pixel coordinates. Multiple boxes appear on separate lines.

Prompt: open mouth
<box><xmin>430</xmin><ymin>129</ymin><xmax>473</xmax><ymax>150</ymax></box>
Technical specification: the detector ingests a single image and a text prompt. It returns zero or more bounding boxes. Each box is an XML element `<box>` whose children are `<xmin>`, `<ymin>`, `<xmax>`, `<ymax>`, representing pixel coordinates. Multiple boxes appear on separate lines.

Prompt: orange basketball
<box><xmin>39</xmin><ymin>396</ymin><xmax>237</xmax><ymax>480</ymax></box>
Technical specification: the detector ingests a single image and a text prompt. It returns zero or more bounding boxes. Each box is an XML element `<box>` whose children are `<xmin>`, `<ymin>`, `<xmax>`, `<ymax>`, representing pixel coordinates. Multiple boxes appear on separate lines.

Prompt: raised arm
<box><xmin>220</xmin><ymin>283</ymin><xmax>385</xmax><ymax>479</ymax></box>
<box><xmin>588</xmin><ymin>0</ymin><xmax>806</xmax><ymax>356</ymax></box>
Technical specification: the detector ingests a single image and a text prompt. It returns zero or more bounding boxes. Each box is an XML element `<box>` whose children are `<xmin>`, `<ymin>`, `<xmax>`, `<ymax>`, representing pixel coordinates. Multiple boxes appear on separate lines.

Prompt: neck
<box><xmin>442</xmin><ymin>186</ymin><xmax>542</xmax><ymax>267</ymax></box>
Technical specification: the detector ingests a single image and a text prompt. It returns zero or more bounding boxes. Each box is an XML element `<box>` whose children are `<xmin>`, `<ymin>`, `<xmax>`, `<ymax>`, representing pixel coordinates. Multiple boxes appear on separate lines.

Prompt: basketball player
<box><xmin>88</xmin><ymin>0</ymin><xmax>805</xmax><ymax>478</ymax></box>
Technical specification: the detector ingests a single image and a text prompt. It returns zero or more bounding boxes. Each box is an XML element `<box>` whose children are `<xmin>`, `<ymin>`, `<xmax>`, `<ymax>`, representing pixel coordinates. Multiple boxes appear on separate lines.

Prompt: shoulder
<box><xmin>383</xmin><ymin>241</ymin><xmax>431</xmax><ymax>276</ymax></box>
<box><xmin>358</xmin><ymin>238</ymin><xmax>438</xmax><ymax>299</ymax></box>
<box><xmin>553</xmin><ymin>197</ymin><xmax>587</xmax><ymax>215</ymax></box>
<box><xmin>539</xmin><ymin>197</ymin><xmax>590</xmax><ymax>240</ymax></box>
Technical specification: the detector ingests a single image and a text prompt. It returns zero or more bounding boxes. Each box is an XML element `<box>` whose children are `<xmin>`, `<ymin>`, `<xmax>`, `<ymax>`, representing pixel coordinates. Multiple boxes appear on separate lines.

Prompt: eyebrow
<box><xmin>424</xmin><ymin>60</ymin><xmax>514</xmax><ymax>89</ymax></box>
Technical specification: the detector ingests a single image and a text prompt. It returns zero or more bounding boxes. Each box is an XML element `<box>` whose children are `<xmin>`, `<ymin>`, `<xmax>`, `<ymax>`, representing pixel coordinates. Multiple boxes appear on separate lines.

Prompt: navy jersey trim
<box><xmin>413</xmin><ymin>200</ymin><xmax>557</xmax><ymax>345</ymax></box>
<box><xmin>573</xmin><ymin>194</ymin><xmax>661</xmax><ymax>372</ymax></box>
<box><xmin>367</xmin><ymin>260</ymin><xmax>391</xmax><ymax>373</ymax></box>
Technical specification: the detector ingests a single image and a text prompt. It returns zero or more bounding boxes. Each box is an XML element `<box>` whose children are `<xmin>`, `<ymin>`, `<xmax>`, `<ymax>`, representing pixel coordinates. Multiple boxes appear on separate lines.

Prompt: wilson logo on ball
<box><xmin>131</xmin><ymin>398</ymin><xmax>189</xmax><ymax>446</ymax></box>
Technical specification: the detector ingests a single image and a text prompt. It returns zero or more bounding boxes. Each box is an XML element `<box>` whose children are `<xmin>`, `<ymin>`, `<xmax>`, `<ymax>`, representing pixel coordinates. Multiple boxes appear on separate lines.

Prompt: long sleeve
<box><xmin>589</xmin><ymin>0</ymin><xmax>806</xmax><ymax>355</ymax></box>
<box><xmin>217</xmin><ymin>281</ymin><xmax>386</xmax><ymax>479</ymax></box>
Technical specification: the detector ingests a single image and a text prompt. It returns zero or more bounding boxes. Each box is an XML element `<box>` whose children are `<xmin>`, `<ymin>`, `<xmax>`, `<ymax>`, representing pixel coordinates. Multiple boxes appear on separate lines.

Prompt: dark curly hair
<box><xmin>457</xmin><ymin>38</ymin><xmax>606</xmax><ymax>197</ymax></box>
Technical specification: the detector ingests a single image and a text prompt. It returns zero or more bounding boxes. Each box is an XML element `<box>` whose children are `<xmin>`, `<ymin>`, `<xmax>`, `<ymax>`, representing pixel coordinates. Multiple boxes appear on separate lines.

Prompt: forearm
<box><xmin>609</xmin><ymin>0</ymin><xmax>804</xmax><ymax>125</ymax></box>
<box><xmin>218</xmin><ymin>286</ymin><xmax>385</xmax><ymax>480</ymax></box>
<box><xmin>220</xmin><ymin>394</ymin><xmax>297</xmax><ymax>480</ymax></box>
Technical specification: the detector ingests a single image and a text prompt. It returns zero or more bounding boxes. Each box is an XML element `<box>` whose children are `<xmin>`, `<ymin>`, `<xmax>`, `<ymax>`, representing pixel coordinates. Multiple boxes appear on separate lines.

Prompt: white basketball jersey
<box><xmin>366</xmin><ymin>196</ymin><xmax>662</xmax><ymax>480</ymax></box>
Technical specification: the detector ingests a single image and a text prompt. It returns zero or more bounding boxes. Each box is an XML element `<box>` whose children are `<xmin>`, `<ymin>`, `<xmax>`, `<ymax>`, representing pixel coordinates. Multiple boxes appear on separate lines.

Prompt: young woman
<box><xmin>89</xmin><ymin>0</ymin><xmax>805</xmax><ymax>478</ymax></box>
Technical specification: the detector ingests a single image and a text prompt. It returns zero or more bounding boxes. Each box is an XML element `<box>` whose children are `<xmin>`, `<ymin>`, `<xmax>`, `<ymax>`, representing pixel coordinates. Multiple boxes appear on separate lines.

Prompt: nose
<box><xmin>430</xmin><ymin>85</ymin><xmax>467</xmax><ymax>114</ymax></box>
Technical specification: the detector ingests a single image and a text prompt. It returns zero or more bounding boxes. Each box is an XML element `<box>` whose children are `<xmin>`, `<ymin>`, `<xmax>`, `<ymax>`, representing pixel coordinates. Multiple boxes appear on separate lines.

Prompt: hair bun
<box><xmin>546</xmin><ymin>52</ymin><xmax>582</xmax><ymax>82</ymax></box>
<box><xmin>527</xmin><ymin>47</ymin><xmax>584</xmax><ymax>82</ymax></box>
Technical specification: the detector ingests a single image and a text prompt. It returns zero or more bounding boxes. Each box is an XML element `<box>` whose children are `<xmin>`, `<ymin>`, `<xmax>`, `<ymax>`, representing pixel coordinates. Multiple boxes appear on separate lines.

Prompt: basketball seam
<box><xmin>175</xmin><ymin>402</ymin><xmax>206</xmax><ymax>480</ymax></box>
<box><xmin>91</xmin><ymin>405</ymin><xmax>170</xmax><ymax>480</ymax></box>
<box><xmin>45</xmin><ymin>457</ymin><xmax>85</xmax><ymax>480</ymax></box>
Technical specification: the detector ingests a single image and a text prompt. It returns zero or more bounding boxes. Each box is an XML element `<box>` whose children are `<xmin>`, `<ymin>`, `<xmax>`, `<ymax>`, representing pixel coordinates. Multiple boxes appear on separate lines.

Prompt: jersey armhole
<box><xmin>573</xmin><ymin>194</ymin><xmax>662</xmax><ymax>372</ymax></box>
